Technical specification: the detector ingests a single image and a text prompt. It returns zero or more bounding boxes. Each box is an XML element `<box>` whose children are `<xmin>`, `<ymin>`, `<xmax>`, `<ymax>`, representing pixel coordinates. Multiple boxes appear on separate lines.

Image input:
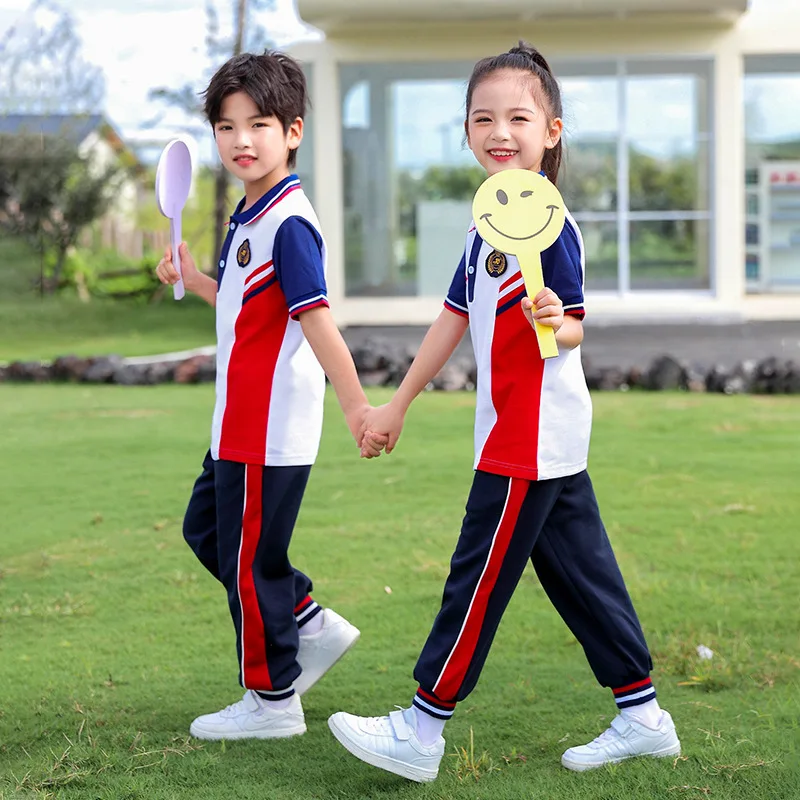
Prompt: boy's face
<box><xmin>213</xmin><ymin>91</ymin><xmax>302</xmax><ymax>193</ymax></box>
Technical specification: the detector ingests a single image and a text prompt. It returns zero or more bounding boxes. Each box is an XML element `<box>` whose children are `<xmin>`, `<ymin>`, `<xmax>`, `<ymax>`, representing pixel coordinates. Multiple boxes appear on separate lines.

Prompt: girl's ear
<box><xmin>546</xmin><ymin>117</ymin><xmax>564</xmax><ymax>150</ymax></box>
<box><xmin>464</xmin><ymin>118</ymin><xmax>471</xmax><ymax>149</ymax></box>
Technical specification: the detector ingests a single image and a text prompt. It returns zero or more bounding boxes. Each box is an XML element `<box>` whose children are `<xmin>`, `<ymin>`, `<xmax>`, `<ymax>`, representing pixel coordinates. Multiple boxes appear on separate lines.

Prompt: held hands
<box><xmin>358</xmin><ymin>402</ymin><xmax>405</xmax><ymax>459</ymax></box>
<box><xmin>345</xmin><ymin>404</ymin><xmax>391</xmax><ymax>459</ymax></box>
<box><xmin>155</xmin><ymin>243</ymin><xmax>200</xmax><ymax>293</ymax></box>
<box><xmin>522</xmin><ymin>287</ymin><xmax>564</xmax><ymax>334</ymax></box>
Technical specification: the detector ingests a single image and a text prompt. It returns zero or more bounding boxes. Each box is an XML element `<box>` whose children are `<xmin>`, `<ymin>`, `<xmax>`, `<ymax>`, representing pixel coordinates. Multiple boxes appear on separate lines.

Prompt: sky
<box><xmin>0</xmin><ymin>0</ymin><xmax>319</xmax><ymax>161</ymax></box>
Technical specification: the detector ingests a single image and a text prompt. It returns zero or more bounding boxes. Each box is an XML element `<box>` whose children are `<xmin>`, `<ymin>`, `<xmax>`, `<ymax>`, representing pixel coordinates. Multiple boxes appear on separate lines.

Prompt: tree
<box><xmin>0</xmin><ymin>133</ymin><xmax>121</xmax><ymax>293</ymax></box>
<box><xmin>149</xmin><ymin>0</ymin><xmax>275</xmax><ymax>276</ymax></box>
<box><xmin>0</xmin><ymin>0</ymin><xmax>105</xmax><ymax>114</ymax></box>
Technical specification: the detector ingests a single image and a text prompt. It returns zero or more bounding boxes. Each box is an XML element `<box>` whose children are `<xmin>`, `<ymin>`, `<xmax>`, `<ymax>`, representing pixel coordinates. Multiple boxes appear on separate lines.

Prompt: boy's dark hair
<box><xmin>203</xmin><ymin>51</ymin><xmax>307</xmax><ymax>168</ymax></box>
<box><xmin>466</xmin><ymin>41</ymin><xmax>563</xmax><ymax>185</ymax></box>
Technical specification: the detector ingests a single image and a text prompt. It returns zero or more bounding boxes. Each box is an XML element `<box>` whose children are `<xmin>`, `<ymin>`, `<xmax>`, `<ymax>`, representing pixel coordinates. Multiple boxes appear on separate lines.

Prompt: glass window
<box><xmin>744</xmin><ymin>57</ymin><xmax>800</xmax><ymax>291</ymax></box>
<box><xmin>630</xmin><ymin>219</ymin><xmax>710</xmax><ymax>291</ymax></box>
<box><xmin>341</xmin><ymin>63</ymin><xmax>476</xmax><ymax>298</ymax></box>
<box><xmin>339</xmin><ymin>58</ymin><xmax>713</xmax><ymax>298</ymax></box>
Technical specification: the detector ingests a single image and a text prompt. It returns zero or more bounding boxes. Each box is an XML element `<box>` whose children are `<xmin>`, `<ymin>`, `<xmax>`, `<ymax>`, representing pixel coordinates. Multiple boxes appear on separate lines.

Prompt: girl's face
<box><xmin>465</xmin><ymin>69</ymin><xmax>563</xmax><ymax>177</ymax></box>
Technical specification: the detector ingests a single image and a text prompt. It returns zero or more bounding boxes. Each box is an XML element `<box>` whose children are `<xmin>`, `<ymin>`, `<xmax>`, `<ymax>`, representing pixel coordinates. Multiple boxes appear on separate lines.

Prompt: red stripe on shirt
<box><xmin>433</xmin><ymin>477</ymin><xmax>528</xmax><ymax>700</ymax></box>
<box><xmin>245</xmin><ymin>260</ymin><xmax>273</xmax><ymax>288</ymax></box>
<box><xmin>477</xmin><ymin>296</ymin><xmax>545</xmax><ymax>480</ymax></box>
<box><xmin>500</xmin><ymin>272</ymin><xmax>521</xmax><ymax>292</ymax></box>
<box><xmin>238</xmin><ymin>464</ymin><xmax>272</xmax><ymax>689</ymax></box>
<box><xmin>219</xmin><ymin>284</ymin><xmax>288</xmax><ymax>463</ymax></box>
<box><xmin>444</xmin><ymin>300</ymin><xmax>469</xmax><ymax>319</ymax></box>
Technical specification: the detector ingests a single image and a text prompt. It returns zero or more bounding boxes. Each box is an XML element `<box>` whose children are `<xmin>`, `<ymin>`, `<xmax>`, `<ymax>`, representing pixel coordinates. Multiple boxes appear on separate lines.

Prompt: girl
<box><xmin>328</xmin><ymin>42</ymin><xmax>680</xmax><ymax>781</ymax></box>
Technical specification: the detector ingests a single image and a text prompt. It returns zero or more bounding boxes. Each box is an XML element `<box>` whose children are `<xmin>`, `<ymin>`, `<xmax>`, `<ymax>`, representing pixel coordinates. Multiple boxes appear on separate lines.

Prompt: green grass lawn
<box><xmin>0</xmin><ymin>387</ymin><xmax>798</xmax><ymax>800</ymax></box>
<box><xmin>0</xmin><ymin>236</ymin><xmax>214</xmax><ymax>363</ymax></box>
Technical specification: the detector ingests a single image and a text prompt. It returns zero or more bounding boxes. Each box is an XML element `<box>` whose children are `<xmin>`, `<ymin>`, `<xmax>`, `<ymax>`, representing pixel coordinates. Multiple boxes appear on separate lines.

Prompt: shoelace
<box><xmin>361</xmin><ymin>715</ymin><xmax>395</xmax><ymax>735</ymax></box>
<box><xmin>588</xmin><ymin>724</ymin><xmax>623</xmax><ymax>750</ymax></box>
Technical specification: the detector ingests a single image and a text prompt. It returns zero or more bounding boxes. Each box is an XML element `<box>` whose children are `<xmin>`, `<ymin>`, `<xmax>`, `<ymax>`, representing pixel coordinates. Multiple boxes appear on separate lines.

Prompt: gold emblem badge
<box><xmin>237</xmin><ymin>239</ymin><xmax>251</xmax><ymax>268</ymax></box>
<box><xmin>485</xmin><ymin>249</ymin><xmax>507</xmax><ymax>277</ymax></box>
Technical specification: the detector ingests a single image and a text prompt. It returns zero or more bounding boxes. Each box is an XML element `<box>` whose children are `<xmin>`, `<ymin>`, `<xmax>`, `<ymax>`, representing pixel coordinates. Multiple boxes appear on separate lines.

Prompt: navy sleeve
<box><xmin>273</xmin><ymin>216</ymin><xmax>329</xmax><ymax>320</ymax></box>
<box><xmin>443</xmin><ymin>254</ymin><xmax>469</xmax><ymax>318</ymax></box>
<box><xmin>541</xmin><ymin>218</ymin><xmax>585</xmax><ymax>319</ymax></box>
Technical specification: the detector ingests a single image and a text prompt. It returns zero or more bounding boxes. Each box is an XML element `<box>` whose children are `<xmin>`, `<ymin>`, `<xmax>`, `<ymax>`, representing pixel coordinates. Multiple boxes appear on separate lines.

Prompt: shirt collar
<box><xmin>230</xmin><ymin>174</ymin><xmax>301</xmax><ymax>226</ymax></box>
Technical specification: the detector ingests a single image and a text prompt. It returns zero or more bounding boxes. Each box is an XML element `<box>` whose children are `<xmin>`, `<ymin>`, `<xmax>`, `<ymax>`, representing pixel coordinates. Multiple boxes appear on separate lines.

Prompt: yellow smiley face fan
<box><xmin>472</xmin><ymin>170</ymin><xmax>566</xmax><ymax>359</ymax></box>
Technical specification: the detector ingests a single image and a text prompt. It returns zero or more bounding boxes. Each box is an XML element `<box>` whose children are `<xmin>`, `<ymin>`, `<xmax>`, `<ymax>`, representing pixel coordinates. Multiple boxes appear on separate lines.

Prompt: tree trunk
<box><xmin>211</xmin><ymin>164</ymin><xmax>229</xmax><ymax>278</ymax></box>
<box><xmin>210</xmin><ymin>0</ymin><xmax>247</xmax><ymax>277</ymax></box>
<box><xmin>46</xmin><ymin>244</ymin><xmax>69</xmax><ymax>295</ymax></box>
<box><xmin>234</xmin><ymin>0</ymin><xmax>247</xmax><ymax>55</ymax></box>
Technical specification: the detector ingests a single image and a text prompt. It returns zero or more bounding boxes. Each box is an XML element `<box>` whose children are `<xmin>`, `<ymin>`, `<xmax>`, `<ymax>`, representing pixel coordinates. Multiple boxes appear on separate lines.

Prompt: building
<box><xmin>288</xmin><ymin>0</ymin><xmax>800</xmax><ymax>325</ymax></box>
<box><xmin>0</xmin><ymin>114</ymin><xmax>144</xmax><ymax>239</ymax></box>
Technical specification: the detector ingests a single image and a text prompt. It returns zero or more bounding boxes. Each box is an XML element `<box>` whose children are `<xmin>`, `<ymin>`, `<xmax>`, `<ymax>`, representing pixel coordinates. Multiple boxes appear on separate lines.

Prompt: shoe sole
<box><xmin>295</xmin><ymin>626</ymin><xmax>361</xmax><ymax>696</ymax></box>
<box><xmin>561</xmin><ymin>742</ymin><xmax>682</xmax><ymax>772</ymax></box>
<box><xmin>327</xmin><ymin>715</ymin><xmax>439</xmax><ymax>783</ymax></box>
<box><xmin>189</xmin><ymin>723</ymin><xmax>307</xmax><ymax>741</ymax></box>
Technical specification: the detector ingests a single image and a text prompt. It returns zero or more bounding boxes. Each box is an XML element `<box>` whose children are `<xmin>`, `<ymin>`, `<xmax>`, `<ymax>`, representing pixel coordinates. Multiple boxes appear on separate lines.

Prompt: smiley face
<box><xmin>472</xmin><ymin>169</ymin><xmax>566</xmax><ymax>255</ymax></box>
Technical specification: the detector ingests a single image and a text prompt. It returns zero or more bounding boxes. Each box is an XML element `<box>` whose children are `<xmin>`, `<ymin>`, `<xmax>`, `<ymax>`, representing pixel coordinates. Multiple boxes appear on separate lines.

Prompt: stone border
<box><xmin>1</xmin><ymin>339</ymin><xmax>798</xmax><ymax>394</ymax></box>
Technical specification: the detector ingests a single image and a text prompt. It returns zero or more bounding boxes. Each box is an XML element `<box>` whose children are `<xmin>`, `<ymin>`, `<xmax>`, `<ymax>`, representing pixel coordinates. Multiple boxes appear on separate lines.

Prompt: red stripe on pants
<box><xmin>433</xmin><ymin>477</ymin><xmax>528</xmax><ymax>699</ymax></box>
<box><xmin>238</xmin><ymin>464</ymin><xmax>272</xmax><ymax>690</ymax></box>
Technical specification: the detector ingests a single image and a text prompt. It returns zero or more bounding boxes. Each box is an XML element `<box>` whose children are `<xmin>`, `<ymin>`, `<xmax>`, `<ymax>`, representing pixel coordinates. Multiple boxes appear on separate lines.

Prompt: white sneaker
<box><xmin>561</xmin><ymin>710</ymin><xmax>681</xmax><ymax>772</ymax></box>
<box><xmin>189</xmin><ymin>691</ymin><xmax>306</xmax><ymax>740</ymax></box>
<box><xmin>295</xmin><ymin>609</ymin><xmax>360</xmax><ymax>696</ymax></box>
<box><xmin>328</xmin><ymin>707</ymin><xmax>444</xmax><ymax>783</ymax></box>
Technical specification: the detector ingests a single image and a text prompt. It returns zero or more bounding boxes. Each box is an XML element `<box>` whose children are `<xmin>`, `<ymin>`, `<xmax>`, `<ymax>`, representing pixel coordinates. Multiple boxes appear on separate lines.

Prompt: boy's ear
<box><xmin>288</xmin><ymin>116</ymin><xmax>303</xmax><ymax>150</ymax></box>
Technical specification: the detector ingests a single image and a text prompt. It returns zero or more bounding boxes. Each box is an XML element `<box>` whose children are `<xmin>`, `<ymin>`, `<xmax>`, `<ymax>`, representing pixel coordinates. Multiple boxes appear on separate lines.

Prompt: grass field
<box><xmin>0</xmin><ymin>237</ymin><xmax>214</xmax><ymax>363</ymax></box>
<box><xmin>0</xmin><ymin>386</ymin><xmax>798</xmax><ymax>800</ymax></box>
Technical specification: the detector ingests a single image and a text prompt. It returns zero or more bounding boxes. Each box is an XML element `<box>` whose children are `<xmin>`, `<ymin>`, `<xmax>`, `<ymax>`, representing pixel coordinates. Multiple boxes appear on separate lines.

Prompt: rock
<box><xmin>83</xmin><ymin>355</ymin><xmax>124</xmax><ymax>383</ymax></box>
<box><xmin>705</xmin><ymin>364</ymin><xmax>729</xmax><ymax>394</ymax></box>
<box><xmin>431</xmin><ymin>362</ymin><xmax>472</xmax><ymax>391</ymax></box>
<box><xmin>174</xmin><ymin>355</ymin><xmax>214</xmax><ymax>384</ymax></box>
<box><xmin>113</xmin><ymin>363</ymin><xmax>151</xmax><ymax>386</ymax></box>
<box><xmin>147</xmin><ymin>361</ymin><xmax>176</xmax><ymax>384</ymax></box>
<box><xmin>5</xmin><ymin>360</ymin><xmax>51</xmax><ymax>382</ymax></box>
<box><xmin>51</xmin><ymin>355</ymin><xmax>91</xmax><ymax>382</ymax></box>
<box><xmin>725</xmin><ymin>360</ymin><xmax>757</xmax><ymax>394</ymax></box>
<box><xmin>626</xmin><ymin>365</ymin><xmax>645</xmax><ymax>390</ymax></box>
<box><xmin>643</xmin><ymin>355</ymin><xmax>688</xmax><ymax>391</ymax></box>
<box><xmin>586</xmin><ymin>366</ymin><xmax>627</xmax><ymax>391</ymax></box>
<box><xmin>784</xmin><ymin>361</ymin><xmax>800</xmax><ymax>394</ymax></box>
<box><xmin>753</xmin><ymin>357</ymin><xmax>786</xmax><ymax>394</ymax></box>
<box><xmin>359</xmin><ymin>369</ymin><xmax>391</xmax><ymax>387</ymax></box>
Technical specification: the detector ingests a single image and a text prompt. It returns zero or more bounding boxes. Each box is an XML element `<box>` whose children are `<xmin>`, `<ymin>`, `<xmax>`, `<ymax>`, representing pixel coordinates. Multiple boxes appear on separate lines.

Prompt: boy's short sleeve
<box><xmin>273</xmin><ymin>216</ymin><xmax>329</xmax><ymax>320</ymax></box>
<box><xmin>443</xmin><ymin>254</ymin><xmax>469</xmax><ymax>318</ymax></box>
<box><xmin>541</xmin><ymin>219</ymin><xmax>585</xmax><ymax>320</ymax></box>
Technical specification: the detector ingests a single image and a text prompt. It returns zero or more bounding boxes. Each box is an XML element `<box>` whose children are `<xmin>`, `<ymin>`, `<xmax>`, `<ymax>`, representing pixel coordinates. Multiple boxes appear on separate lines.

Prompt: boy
<box><xmin>156</xmin><ymin>51</ymin><xmax>383</xmax><ymax>740</ymax></box>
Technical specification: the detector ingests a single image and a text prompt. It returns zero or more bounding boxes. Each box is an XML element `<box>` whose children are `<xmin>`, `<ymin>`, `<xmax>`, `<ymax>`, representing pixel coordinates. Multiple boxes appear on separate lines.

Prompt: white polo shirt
<box><xmin>211</xmin><ymin>175</ymin><xmax>329</xmax><ymax>466</ymax></box>
<box><xmin>444</xmin><ymin>208</ymin><xmax>592</xmax><ymax>481</ymax></box>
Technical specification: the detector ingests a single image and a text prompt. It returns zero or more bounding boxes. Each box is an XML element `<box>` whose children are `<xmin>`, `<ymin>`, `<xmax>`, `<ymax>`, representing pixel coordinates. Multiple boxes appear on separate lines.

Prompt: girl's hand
<box><xmin>522</xmin><ymin>287</ymin><xmax>564</xmax><ymax>333</ymax></box>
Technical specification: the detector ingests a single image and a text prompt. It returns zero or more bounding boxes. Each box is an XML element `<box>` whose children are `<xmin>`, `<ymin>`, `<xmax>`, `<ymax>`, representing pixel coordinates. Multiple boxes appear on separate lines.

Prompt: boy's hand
<box><xmin>522</xmin><ymin>287</ymin><xmax>564</xmax><ymax>333</ymax></box>
<box><xmin>156</xmin><ymin>242</ymin><xmax>200</xmax><ymax>293</ymax></box>
<box><xmin>345</xmin><ymin>404</ymin><xmax>388</xmax><ymax>456</ymax></box>
<box><xmin>360</xmin><ymin>402</ymin><xmax>405</xmax><ymax>457</ymax></box>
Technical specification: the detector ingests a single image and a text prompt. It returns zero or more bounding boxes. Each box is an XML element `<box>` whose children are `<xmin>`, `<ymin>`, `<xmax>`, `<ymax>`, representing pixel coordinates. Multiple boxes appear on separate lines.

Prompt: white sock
<box><xmin>621</xmin><ymin>698</ymin><xmax>663</xmax><ymax>728</ymax></box>
<box><xmin>299</xmin><ymin>611</ymin><xmax>324</xmax><ymax>636</ymax></box>
<box><xmin>261</xmin><ymin>695</ymin><xmax>294</xmax><ymax>710</ymax></box>
<box><xmin>413</xmin><ymin>707</ymin><xmax>446</xmax><ymax>745</ymax></box>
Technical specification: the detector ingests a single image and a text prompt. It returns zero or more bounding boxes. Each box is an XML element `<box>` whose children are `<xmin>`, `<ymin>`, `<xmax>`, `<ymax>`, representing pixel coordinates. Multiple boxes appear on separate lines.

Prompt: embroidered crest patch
<box><xmin>237</xmin><ymin>239</ymin><xmax>251</xmax><ymax>268</ymax></box>
<box><xmin>485</xmin><ymin>249</ymin><xmax>507</xmax><ymax>277</ymax></box>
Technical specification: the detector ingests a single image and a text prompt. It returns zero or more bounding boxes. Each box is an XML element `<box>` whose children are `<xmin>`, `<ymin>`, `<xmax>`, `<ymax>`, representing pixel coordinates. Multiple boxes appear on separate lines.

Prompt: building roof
<box><xmin>0</xmin><ymin>113</ymin><xmax>141</xmax><ymax>170</ymax></box>
<box><xmin>0</xmin><ymin>113</ymin><xmax>105</xmax><ymax>143</ymax></box>
<box><xmin>298</xmin><ymin>0</ymin><xmax>749</xmax><ymax>32</ymax></box>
